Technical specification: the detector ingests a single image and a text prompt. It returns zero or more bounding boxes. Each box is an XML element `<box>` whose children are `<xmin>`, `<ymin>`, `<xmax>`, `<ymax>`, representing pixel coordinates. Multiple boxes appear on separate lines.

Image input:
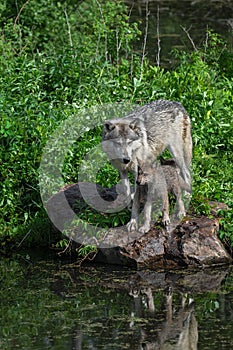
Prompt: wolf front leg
<box><xmin>126</xmin><ymin>184</ymin><xmax>140</xmax><ymax>232</ymax></box>
<box><xmin>139</xmin><ymin>184</ymin><xmax>170</xmax><ymax>234</ymax></box>
<box><xmin>138</xmin><ymin>198</ymin><xmax>152</xmax><ymax>233</ymax></box>
<box><xmin>118</xmin><ymin>168</ymin><xmax>131</xmax><ymax>198</ymax></box>
<box><xmin>162</xmin><ymin>192</ymin><xmax>171</xmax><ymax>228</ymax></box>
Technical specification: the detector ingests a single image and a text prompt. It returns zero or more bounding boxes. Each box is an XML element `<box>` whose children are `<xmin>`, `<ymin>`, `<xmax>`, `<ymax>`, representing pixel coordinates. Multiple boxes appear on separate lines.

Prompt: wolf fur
<box><xmin>102</xmin><ymin>100</ymin><xmax>192</xmax><ymax>232</ymax></box>
<box><xmin>136</xmin><ymin>158</ymin><xmax>191</xmax><ymax>233</ymax></box>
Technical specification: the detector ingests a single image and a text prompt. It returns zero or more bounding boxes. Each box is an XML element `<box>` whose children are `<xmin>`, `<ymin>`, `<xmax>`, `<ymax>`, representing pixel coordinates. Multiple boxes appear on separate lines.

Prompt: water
<box><xmin>1</xmin><ymin>255</ymin><xmax>233</xmax><ymax>349</ymax></box>
<box><xmin>125</xmin><ymin>0</ymin><xmax>233</xmax><ymax>66</ymax></box>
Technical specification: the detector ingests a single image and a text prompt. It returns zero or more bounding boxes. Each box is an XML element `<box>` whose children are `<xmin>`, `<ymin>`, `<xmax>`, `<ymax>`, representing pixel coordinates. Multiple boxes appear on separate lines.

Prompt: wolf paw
<box><xmin>126</xmin><ymin>219</ymin><xmax>138</xmax><ymax>232</ymax></box>
<box><xmin>162</xmin><ymin>213</ymin><xmax>170</xmax><ymax>227</ymax></box>
<box><xmin>177</xmin><ymin>210</ymin><xmax>186</xmax><ymax>219</ymax></box>
<box><xmin>139</xmin><ymin>224</ymin><xmax>151</xmax><ymax>234</ymax></box>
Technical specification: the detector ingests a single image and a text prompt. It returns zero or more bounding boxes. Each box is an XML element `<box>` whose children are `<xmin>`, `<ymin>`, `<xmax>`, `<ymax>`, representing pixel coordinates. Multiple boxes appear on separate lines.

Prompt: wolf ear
<box><xmin>104</xmin><ymin>121</ymin><xmax>116</xmax><ymax>133</ymax></box>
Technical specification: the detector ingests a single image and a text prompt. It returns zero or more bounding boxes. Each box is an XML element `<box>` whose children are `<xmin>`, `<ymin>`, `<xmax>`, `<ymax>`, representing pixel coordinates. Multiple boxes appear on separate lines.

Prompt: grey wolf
<box><xmin>102</xmin><ymin>100</ymin><xmax>192</xmax><ymax>232</ymax></box>
<box><xmin>136</xmin><ymin>158</ymin><xmax>191</xmax><ymax>233</ymax></box>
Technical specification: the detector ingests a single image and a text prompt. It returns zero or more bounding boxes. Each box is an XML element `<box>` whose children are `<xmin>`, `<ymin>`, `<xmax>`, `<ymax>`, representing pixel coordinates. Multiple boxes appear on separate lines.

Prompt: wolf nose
<box><xmin>123</xmin><ymin>158</ymin><xmax>130</xmax><ymax>164</ymax></box>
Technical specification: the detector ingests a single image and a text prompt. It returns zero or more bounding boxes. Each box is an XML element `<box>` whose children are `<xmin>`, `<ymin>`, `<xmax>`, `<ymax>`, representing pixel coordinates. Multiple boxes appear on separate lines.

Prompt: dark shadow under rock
<box><xmin>47</xmin><ymin>182</ymin><xmax>232</xmax><ymax>269</ymax></box>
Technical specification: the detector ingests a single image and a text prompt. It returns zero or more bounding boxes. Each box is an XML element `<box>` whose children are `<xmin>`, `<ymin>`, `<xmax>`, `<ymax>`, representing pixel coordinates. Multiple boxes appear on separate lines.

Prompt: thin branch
<box><xmin>95</xmin><ymin>0</ymin><xmax>108</xmax><ymax>62</ymax></box>
<box><xmin>64</xmin><ymin>7</ymin><xmax>73</xmax><ymax>48</ymax></box>
<box><xmin>127</xmin><ymin>0</ymin><xmax>134</xmax><ymax>22</ymax></box>
<box><xmin>130</xmin><ymin>52</ymin><xmax>134</xmax><ymax>80</ymax></box>
<box><xmin>116</xmin><ymin>27</ymin><xmax>120</xmax><ymax>76</ymax></box>
<box><xmin>14</xmin><ymin>0</ymin><xmax>30</xmax><ymax>27</ymax></box>
<box><xmin>57</xmin><ymin>237</ymin><xmax>73</xmax><ymax>256</ymax></box>
<box><xmin>140</xmin><ymin>0</ymin><xmax>149</xmax><ymax>81</ymax></box>
<box><xmin>181</xmin><ymin>25</ymin><xmax>197</xmax><ymax>51</ymax></box>
<box><xmin>17</xmin><ymin>229</ymin><xmax>32</xmax><ymax>248</ymax></box>
<box><xmin>95</xmin><ymin>32</ymin><xmax>101</xmax><ymax>62</ymax></box>
<box><xmin>74</xmin><ymin>247</ymin><xmax>98</xmax><ymax>268</ymax></box>
<box><xmin>204</xmin><ymin>26</ymin><xmax>209</xmax><ymax>53</ymax></box>
<box><xmin>156</xmin><ymin>5</ymin><xmax>161</xmax><ymax>66</ymax></box>
<box><xmin>125</xmin><ymin>2</ymin><xmax>135</xmax><ymax>60</ymax></box>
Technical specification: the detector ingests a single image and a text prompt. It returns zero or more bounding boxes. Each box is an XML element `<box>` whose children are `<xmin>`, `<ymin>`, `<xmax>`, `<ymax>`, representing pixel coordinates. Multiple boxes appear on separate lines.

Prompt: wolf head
<box><xmin>136</xmin><ymin>162</ymin><xmax>159</xmax><ymax>186</ymax></box>
<box><xmin>102</xmin><ymin>118</ymin><xmax>146</xmax><ymax>167</ymax></box>
<box><xmin>136</xmin><ymin>167</ymin><xmax>148</xmax><ymax>186</ymax></box>
<box><xmin>102</xmin><ymin>118</ymin><xmax>143</xmax><ymax>141</ymax></box>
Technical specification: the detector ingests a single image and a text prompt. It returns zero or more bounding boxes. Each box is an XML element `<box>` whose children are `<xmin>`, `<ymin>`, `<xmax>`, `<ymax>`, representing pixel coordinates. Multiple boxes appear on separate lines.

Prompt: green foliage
<box><xmin>0</xmin><ymin>0</ymin><xmax>232</xmax><ymax>250</ymax></box>
<box><xmin>73</xmin><ymin>201</ymin><xmax>130</xmax><ymax>228</ymax></box>
<box><xmin>77</xmin><ymin>244</ymin><xmax>97</xmax><ymax>257</ymax></box>
<box><xmin>219</xmin><ymin>210</ymin><xmax>233</xmax><ymax>252</ymax></box>
<box><xmin>0</xmin><ymin>0</ymin><xmax>140</xmax><ymax>241</ymax></box>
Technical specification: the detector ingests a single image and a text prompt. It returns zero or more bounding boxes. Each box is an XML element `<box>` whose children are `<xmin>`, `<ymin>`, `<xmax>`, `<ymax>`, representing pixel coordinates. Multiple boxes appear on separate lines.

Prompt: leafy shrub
<box><xmin>0</xmin><ymin>0</ymin><xmax>142</xmax><ymax>241</ymax></box>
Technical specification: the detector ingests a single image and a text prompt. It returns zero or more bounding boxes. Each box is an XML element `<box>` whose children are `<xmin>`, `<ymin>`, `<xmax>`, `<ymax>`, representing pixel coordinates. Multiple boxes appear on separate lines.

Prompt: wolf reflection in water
<box><xmin>129</xmin><ymin>288</ymin><xmax>198</xmax><ymax>350</ymax></box>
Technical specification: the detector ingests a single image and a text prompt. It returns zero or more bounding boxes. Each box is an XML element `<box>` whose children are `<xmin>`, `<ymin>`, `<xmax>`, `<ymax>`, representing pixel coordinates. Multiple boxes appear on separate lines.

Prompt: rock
<box><xmin>46</xmin><ymin>182</ymin><xmax>129</xmax><ymax>232</ymax></box>
<box><xmin>166</xmin><ymin>217</ymin><xmax>231</xmax><ymax>267</ymax></box>
<box><xmin>47</xmin><ymin>182</ymin><xmax>232</xmax><ymax>268</ymax></box>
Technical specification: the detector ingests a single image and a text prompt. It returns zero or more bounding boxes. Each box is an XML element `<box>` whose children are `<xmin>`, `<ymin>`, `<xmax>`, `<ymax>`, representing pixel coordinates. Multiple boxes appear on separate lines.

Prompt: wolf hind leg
<box><xmin>168</xmin><ymin>144</ymin><xmax>192</xmax><ymax>192</ymax></box>
<box><xmin>174</xmin><ymin>188</ymin><xmax>186</xmax><ymax>219</ymax></box>
<box><xmin>180</xmin><ymin>126</ymin><xmax>192</xmax><ymax>187</ymax></box>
